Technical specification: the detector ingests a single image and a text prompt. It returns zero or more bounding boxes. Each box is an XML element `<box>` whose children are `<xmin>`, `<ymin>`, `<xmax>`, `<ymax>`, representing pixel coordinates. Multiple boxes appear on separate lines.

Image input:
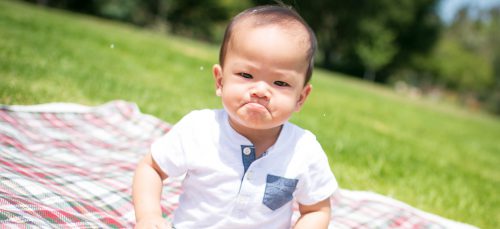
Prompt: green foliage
<box><xmin>286</xmin><ymin>0</ymin><xmax>441</xmax><ymax>82</ymax></box>
<box><xmin>166</xmin><ymin>0</ymin><xmax>229</xmax><ymax>40</ymax></box>
<box><xmin>1</xmin><ymin>1</ymin><xmax>499</xmax><ymax>228</ymax></box>
<box><xmin>97</xmin><ymin>0</ymin><xmax>148</xmax><ymax>24</ymax></box>
<box><xmin>402</xmin><ymin>5</ymin><xmax>500</xmax><ymax>114</ymax></box>
<box><xmin>27</xmin><ymin>0</ymin><xmax>443</xmax><ymax>85</ymax></box>
<box><xmin>355</xmin><ymin>20</ymin><xmax>398</xmax><ymax>81</ymax></box>
<box><xmin>25</xmin><ymin>0</ymin><xmax>252</xmax><ymax>41</ymax></box>
<box><xmin>434</xmin><ymin>38</ymin><xmax>493</xmax><ymax>91</ymax></box>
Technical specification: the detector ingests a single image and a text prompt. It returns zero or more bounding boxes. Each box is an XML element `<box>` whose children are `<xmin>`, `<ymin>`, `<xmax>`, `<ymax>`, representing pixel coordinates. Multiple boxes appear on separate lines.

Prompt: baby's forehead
<box><xmin>231</xmin><ymin>16</ymin><xmax>310</xmax><ymax>46</ymax></box>
<box><xmin>235</xmin><ymin>15</ymin><xmax>308</xmax><ymax>35</ymax></box>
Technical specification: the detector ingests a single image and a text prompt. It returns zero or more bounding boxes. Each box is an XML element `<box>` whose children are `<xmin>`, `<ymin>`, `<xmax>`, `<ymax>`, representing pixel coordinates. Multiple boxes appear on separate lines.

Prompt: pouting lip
<box><xmin>243</xmin><ymin>101</ymin><xmax>269</xmax><ymax>112</ymax></box>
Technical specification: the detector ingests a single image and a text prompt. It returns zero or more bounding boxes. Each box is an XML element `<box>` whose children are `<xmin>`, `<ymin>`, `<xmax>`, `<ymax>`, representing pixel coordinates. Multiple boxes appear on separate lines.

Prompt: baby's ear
<box><xmin>213</xmin><ymin>64</ymin><xmax>223</xmax><ymax>96</ymax></box>
<box><xmin>295</xmin><ymin>84</ymin><xmax>312</xmax><ymax>112</ymax></box>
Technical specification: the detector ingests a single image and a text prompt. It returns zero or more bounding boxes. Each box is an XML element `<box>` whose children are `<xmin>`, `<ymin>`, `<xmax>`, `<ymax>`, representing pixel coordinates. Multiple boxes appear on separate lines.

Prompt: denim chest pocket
<box><xmin>263</xmin><ymin>174</ymin><xmax>298</xmax><ymax>211</ymax></box>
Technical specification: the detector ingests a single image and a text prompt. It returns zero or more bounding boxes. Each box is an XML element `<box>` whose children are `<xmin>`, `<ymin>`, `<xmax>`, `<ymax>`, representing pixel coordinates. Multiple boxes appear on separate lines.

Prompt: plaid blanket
<box><xmin>0</xmin><ymin>100</ymin><xmax>476</xmax><ymax>228</ymax></box>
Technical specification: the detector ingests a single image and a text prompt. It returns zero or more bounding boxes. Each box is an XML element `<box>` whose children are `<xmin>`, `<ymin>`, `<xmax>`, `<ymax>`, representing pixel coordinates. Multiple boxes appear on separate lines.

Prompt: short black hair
<box><xmin>219</xmin><ymin>5</ymin><xmax>317</xmax><ymax>85</ymax></box>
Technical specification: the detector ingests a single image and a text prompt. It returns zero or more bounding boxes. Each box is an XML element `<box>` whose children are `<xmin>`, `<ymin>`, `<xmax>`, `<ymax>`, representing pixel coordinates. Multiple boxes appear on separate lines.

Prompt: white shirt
<box><xmin>151</xmin><ymin>109</ymin><xmax>338</xmax><ymax>229</ymax></box>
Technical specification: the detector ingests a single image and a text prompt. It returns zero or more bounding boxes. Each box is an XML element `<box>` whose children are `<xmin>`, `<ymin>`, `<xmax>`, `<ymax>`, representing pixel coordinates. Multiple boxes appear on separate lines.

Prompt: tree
<box><xmin>278</xmin><ymin>0</ymin><xmax>440</xmax><ymax>82</ymax></box>
<box><xmin>165</xmin><ymin>0</ymin><xmax>251</xmax><ymax>41</ymax></box>
<box><xmin>29</xmin><ymin>0</ymin><xmax>441</xmax><ymax>85</ymax></box>
<box><xmin>406</xmin><ymin>5</ymin><xmax>500</xmax><ymax>113</ymax></box>
<box><xmin>355</xmin><ymin>20</ymin><xmax>397</xmax><ymax>81</ymax></box>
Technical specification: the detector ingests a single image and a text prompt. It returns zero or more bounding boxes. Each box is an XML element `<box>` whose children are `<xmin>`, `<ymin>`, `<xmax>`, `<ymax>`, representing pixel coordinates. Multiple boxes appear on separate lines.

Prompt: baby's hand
<box><xmin>135</xmin><ymin>216</ymin><xmax>172</xmax><ymax>229</ymax></box>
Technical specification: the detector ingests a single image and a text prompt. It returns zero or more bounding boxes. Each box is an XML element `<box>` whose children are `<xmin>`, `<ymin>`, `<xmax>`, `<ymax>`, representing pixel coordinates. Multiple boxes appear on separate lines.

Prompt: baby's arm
<box><xmin>132</xmin><ymin>152</ymin><xmax>171</xmax><ymax>229</ymax></box>
<box><xmin>293</xmin><ymin>198</ymin><xmax>331</xmax><ymax>229</ymax></box>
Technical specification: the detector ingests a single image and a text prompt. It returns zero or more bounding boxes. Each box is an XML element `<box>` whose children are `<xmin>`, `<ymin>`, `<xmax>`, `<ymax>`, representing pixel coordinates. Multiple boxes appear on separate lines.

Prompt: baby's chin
<box><xmin>234</xmin><ymin>113</ymin><xmax>284</xmax><ymax>131</ymax></box>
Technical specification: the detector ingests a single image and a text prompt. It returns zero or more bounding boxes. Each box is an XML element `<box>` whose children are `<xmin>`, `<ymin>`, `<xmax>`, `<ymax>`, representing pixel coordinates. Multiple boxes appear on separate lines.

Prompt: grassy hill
<box><xmin>1</xmin><ymin>1</ymin><xmax>499</xmax><ymax>228</ymax></box>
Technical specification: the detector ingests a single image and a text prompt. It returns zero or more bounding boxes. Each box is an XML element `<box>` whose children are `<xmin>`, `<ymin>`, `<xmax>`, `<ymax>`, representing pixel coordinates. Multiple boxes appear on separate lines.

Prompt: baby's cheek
<box><xmin>274</xmin><ymin>99</ymin><xmax>298</xmax><ymax>114</ymax></box>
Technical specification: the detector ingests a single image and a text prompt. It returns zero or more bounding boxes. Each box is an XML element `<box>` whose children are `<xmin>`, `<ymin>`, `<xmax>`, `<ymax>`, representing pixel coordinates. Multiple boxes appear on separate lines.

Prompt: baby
<box><xmin>133</xmin><ymin>4</ymin><xmax>338</xmax><ymax>229</ymax></box>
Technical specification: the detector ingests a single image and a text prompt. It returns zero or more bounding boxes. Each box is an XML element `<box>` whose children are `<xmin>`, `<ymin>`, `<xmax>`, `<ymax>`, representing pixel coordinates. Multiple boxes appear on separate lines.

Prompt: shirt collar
<box><xmin>220</xmin><ymin>109</ymin><xmax>293</xmax><ymax>155</ymax></box>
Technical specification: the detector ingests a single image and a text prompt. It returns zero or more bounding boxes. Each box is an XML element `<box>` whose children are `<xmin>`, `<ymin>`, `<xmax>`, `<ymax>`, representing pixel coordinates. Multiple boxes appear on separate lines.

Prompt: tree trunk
<box><xmin>322</xmin><ymin>48</ymin><xmax>333</xmax><ymax>69</ymax></box>
<box><xmin>37</xmin><ymin>0</ymin><xmax>48</xmax><ymax>6</ymax></box>
<box><xmin>364</xmin><ymin>69</ymin><xmax>376</xmax><ymax>81</ymax></box>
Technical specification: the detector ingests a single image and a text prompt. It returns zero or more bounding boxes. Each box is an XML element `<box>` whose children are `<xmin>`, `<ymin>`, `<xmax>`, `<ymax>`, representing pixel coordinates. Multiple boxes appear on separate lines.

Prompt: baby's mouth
<box><xmin>244</xmin><ymin>102</ymin><xmax>269</xmax><ymax>113</ymax></box>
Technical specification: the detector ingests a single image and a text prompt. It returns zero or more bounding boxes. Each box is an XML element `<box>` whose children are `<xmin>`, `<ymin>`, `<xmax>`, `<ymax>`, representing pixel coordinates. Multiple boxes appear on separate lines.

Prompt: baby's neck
<box><xmin>246</xmin><ymin>126</ymin><xmax>282</xmax><ymax>157</ymax></box>
<box><xmin>229</xmin><ymin>120</ymin><xmax>283</xmax><ymax>157</ymax></box>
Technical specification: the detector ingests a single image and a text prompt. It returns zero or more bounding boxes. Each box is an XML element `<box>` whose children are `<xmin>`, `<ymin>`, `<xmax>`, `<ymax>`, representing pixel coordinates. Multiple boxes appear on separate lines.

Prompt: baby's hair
<box><xmin>219</xmin><ymin>5</ymin><xmax>317</xmax><ymax>85</ymax></box>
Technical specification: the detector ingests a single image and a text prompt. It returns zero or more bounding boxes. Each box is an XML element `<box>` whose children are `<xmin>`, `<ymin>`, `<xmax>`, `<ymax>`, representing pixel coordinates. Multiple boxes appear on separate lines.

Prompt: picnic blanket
<box><xmin>0</xmin><ymin>100</ymin><xmax>477</xmax><ymax>228</ymax></box>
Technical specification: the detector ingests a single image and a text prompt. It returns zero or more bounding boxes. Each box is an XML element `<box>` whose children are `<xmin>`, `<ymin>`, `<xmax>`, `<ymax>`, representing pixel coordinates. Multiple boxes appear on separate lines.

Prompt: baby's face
<box><xmin>213</xmin><ymin>22</ymin><xmax>311</xmax><ymax>131</ymax></box>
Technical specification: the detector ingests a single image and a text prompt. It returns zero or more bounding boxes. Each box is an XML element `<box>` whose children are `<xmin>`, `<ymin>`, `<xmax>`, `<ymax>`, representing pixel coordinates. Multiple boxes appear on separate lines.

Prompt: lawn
<box><xmin>1</xmin><ymin>0</ymin><xmax>499</xmax><ymax>228</ymax></box>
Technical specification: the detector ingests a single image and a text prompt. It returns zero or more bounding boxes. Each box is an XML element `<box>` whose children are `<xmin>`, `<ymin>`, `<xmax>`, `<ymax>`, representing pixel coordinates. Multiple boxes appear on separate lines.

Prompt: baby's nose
<box><xmin>250</xmin><ymin>82</ymin><xmax>270</xmax><ymax>99</ymax></box>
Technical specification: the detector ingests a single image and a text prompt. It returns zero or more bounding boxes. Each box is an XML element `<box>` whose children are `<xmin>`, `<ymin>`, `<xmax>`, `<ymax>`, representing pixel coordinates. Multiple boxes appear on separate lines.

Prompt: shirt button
<box><xmin>243</xmin><ymin>147</ymin><xmax>252</xmax><ymax>155</ymax></box>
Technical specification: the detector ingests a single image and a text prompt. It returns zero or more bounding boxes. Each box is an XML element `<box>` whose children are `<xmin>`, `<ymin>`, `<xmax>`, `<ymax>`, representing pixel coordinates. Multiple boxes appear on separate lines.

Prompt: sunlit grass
<box><xmin>0</xmin><ymin>0</ymin><xmax>220</xmax><ymax>119</ymax></box>
<box><xmin>1</xmin><ymin>1</ymin><xmax>499</xmax><ymax>228</ymax></box>
<box><xmin>294</xmin><ymin>73</ymin><xmax>499</xmax><ymax>228</ymax></box>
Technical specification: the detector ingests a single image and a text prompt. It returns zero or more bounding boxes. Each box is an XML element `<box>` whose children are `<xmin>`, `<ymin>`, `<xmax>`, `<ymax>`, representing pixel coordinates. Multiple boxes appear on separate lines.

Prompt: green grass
<box><xmin>1</xmin><ymin>1</ymin><xmax>499</xmax><ymax>228</ymax></box>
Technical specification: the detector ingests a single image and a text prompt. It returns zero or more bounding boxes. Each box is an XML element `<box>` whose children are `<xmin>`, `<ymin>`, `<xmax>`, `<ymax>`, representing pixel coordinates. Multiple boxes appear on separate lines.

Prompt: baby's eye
<box><xmin>274</xmin><ymin>81</ymin><xmax>290</xmax><ymax>87</ymax></box>
<box><xmin>239</xmin><ymin>73</ymin><xmax>253</xmax><ymax>79</ymax></box>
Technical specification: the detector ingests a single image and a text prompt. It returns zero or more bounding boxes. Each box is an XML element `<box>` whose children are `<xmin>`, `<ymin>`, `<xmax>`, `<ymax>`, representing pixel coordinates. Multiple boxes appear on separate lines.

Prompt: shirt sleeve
<box><xmin>294</xmin><ymin>133</ymin><xmax>338</xmax><ymax>205</ymax></box>
<box><xmin>151</xmin><ymin>111</ymin><xmax>195</xmax><ymax>177</ymax></box>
